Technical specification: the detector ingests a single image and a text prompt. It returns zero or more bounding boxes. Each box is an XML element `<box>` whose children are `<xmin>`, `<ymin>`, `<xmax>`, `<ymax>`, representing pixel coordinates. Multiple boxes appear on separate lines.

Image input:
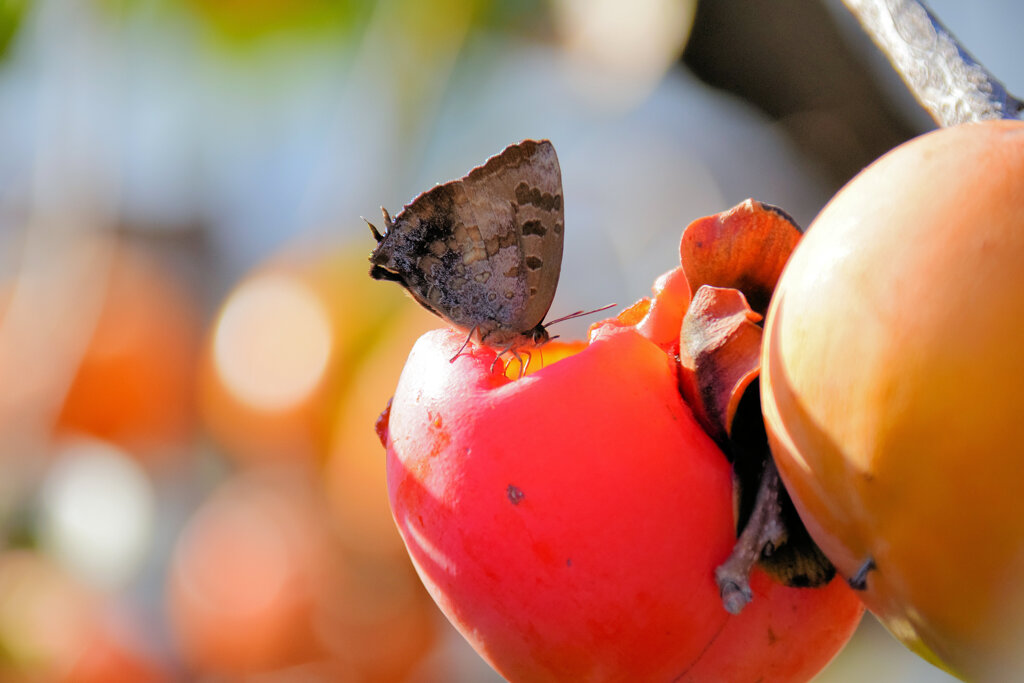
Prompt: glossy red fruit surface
<box><xmin>384</xmin><ymin>260</ymin><xmax>862</xmax><ymax>681</ymax></box>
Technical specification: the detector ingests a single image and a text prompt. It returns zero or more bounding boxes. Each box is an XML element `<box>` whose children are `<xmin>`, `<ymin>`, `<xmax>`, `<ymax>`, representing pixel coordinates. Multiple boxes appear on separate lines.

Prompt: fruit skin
<box><xmin>385</xmin><ymin>312</ymin><xmax>862</xmax><ymax>681</ymax></box>
<box><xmin>761</xmin><ymin>120</ymin><xmax>1024</xmax><ymax>680</ymax></box>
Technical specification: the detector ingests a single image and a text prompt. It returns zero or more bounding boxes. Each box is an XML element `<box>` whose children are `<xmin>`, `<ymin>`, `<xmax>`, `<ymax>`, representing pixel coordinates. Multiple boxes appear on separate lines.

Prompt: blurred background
<box><xmin>0</xmin><ymin>0</ymin><xmax>1018</xmax><ymax>680</ymax></box>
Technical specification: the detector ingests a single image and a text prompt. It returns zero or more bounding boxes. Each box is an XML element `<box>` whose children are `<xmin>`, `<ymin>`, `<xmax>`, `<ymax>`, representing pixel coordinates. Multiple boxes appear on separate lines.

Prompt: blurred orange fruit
<box><xmin>56</xmin><ymin>244</ymin><xmax>199</xmax><ymax>455</ymax></box>
<box><xmin>167</xmin><ymin>467</ymin><xmax>332</xmax><ymax>674</ymax></box>
<box><xmin>0</xmin><ymin>550</ymin><xmax>168</xmax><ymax>683</ymax></box>
<box><xmin>166</xmin><ymin>465</ymin><xmax>439</xmax><ymax>680</ymax></box>
<box><xmin>0</xmin><ymin>238</ymin><xmax>198</xmax><ymax>462</ymax></box>
<box><xmin>198</xmin><ymin>240</ymin><xmax>419</xmax><ymax>467</ymax></box>
<box><xmin>196</xmin><ymin>238</ymin><xmax>447</xmax><ymax>679</ymax></box>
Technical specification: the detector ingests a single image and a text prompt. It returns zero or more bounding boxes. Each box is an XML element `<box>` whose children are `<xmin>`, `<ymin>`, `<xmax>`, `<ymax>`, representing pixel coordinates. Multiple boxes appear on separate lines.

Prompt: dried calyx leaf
<box><xmin>679</xmin><ymin>199</ymin><xmax>801</xmax><ymax>315</ymax></box>
<box><xmin>678</xmin><ymin>285</ymin><xmax>762</xmax><ymax>446</ymax></box>
<box><xmin>675</xmin><ymin>199</ymin><xmax>833</xmax><ymax>614</ymax></box>
<box><xmin>676</xmin><ymin>199</ymin><xmax>800</xmax><ymax>445</ymax></box>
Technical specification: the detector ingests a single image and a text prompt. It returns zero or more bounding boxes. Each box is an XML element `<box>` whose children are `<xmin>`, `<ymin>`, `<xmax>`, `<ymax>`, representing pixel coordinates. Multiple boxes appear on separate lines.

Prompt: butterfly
<box><xmin>368</xmin><ymin>139</ymin><xmax>581</xmax><ymax>367</ymax></box>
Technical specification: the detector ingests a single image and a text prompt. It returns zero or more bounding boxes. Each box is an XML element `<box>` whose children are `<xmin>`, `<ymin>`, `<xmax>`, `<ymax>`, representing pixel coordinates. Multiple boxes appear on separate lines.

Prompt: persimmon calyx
<box><xmin>713</xmin><ymin>453</ymin><xmax>836</xmax><ymax>614</ymax></box>
<box><xmin>676</xmin><ymin>200</ymin><xmax>836</xmax><ymax>614</ymax></box>
<box><xmin>678</xmin><ymin>199</ymin><xmax>801</xmax><ymax>316</ymax></box>
<box><xmin>678</xmin><ymin>285</ymin><xmax>763</xmax><ymax>445</ymax></box>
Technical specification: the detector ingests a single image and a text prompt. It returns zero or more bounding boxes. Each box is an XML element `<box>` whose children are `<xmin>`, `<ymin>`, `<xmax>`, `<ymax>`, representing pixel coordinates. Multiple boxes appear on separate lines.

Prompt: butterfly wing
<box><xmin>369</xmin><ymin>140</ymin><xmax>564</xmax><ymax>345</ymax></box>
<box><xmin>459</xmin><ymin>139</ymin><xmax>564</xmax><ymax>341</ymax></box>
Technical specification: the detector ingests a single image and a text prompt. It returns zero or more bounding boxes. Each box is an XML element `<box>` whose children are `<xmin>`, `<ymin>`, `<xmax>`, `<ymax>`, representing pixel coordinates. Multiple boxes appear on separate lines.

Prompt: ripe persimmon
<box><xmin>762</xmin><ymin>120</ymin><xmax>1024</xmax><ymax>680</ymax></box>
<box><xmin>382</xmin><ymin>203</ymin><xmax>864</xmax><ymax>681</ymax></box>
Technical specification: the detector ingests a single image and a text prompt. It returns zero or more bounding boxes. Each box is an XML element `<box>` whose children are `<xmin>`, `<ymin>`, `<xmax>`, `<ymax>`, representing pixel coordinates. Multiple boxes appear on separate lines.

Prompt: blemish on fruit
<box><xmin>507</xmin><ymin>484</ymin><xmax>524</xmax><ymax>505</ymax></box>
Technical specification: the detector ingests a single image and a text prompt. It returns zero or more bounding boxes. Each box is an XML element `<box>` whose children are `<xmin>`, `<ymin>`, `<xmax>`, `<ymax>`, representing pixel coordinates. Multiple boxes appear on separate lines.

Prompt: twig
<box><xmin>714</xmin><ymin>458</ymin><xmax>788</xmax><ymax>615</ymax></box>
<box><xmin>843</xmin><ymin>0</ymin><xmax>1024</xmax><ymax>126</ymax></box>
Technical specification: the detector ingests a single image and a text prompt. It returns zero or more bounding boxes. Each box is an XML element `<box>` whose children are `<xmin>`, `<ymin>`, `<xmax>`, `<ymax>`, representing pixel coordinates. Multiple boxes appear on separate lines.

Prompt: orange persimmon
<box><xmin>166</xmin><ymin>468</ymin><xmax>331</xmax><ymax>675</ymax></box>
<box><xmin>762</xmin><ymin>120</ymin><xmax>1024</xmax><ymax>679</ymax></box>
<box><xmin>0</xmin><ymin>239</ymin><xmax>198</xmax><ymax>460</ymax></box>
<box><xmin>166</xmin><ymin>466</ymin><xmax>438</xmax><ymax>681</ymax></box>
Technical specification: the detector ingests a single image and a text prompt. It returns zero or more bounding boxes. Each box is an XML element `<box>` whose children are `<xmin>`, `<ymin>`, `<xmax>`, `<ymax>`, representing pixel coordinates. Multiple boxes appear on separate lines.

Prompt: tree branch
<box><xmin>843</xmin><ymin>0</ymin><xmax>1023</xmax><ymax>126</ymax></box>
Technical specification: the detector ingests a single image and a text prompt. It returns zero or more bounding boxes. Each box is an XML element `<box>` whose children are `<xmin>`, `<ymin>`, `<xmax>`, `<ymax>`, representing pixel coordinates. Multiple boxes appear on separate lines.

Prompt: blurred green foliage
<box><xmin>86</xmin><ymin>0</ymin><xmax>550</xmax><ymax>48</ymax></box>
<box><xmin>0</xmin><ymin>0</ymin><xmax>26</xmax><ymax>58</ymax></box>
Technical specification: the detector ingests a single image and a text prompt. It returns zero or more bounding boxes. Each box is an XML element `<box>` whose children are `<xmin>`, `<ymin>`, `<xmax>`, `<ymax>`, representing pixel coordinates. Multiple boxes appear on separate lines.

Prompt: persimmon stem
<box><xmin>843</xmin><ymin>0</ymin><xmax>1023</xmax><ymax>126</ymax></box>
<box><xmin>714</xmin><ymin>458</ymin><xmax>787</xmax><ymax>615</ymax></box>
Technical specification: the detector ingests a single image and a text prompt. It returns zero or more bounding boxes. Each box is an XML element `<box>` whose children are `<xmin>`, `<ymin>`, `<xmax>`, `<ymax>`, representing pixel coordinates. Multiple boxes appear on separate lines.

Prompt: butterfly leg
<box><xmin>489</xmin><ymin>344</ymin><xmax>514</xmax><ymax>374</ymax></box>
<box><xmin>519</xmin><ymin>349</ymin><xmax>532</xmax><ymax>378</ymax></box>
<box><xmin>450</xmin><ymin>326</ymin><xmax>478</xmax><ymax>363</ymax></box>
<box><xmin>506</xmin><ymin>349</ymin><xmax>524</xmax><ymax>379</ymax></box>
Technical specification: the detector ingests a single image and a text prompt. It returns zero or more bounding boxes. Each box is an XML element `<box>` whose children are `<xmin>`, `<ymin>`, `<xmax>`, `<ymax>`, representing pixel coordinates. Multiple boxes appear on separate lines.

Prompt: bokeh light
<box><xmin>212</xmin><ymin>272</ymin><xmax>333</xmax><ymax>414</ymax></box>
<box><xmin>39</xmin><ymin>438</ymin><xmax>156</xmax><ymax>591</ymax></box>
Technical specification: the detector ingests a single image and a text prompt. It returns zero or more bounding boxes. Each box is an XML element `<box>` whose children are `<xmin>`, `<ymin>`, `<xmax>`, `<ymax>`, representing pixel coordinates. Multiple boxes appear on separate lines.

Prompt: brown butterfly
<box><xmin>368</xmin><ymin>140</ymin><xmax>578</xmax><ymax>365</ymax></box>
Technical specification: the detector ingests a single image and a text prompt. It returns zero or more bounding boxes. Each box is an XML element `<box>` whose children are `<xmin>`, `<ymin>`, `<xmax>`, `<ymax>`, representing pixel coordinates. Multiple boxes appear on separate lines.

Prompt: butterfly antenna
<box><xmin>363</xmin><ymin>217</ymin><xmax>385</xmax><ymax>243</ymax></box>
<box><xmin>545</xmin><ymin>303</ymin><xmax>617</xmax><ymax>328</ymax></box>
